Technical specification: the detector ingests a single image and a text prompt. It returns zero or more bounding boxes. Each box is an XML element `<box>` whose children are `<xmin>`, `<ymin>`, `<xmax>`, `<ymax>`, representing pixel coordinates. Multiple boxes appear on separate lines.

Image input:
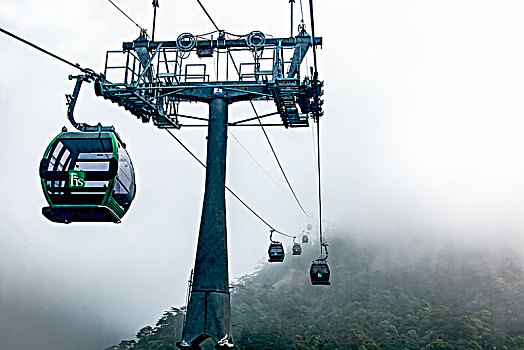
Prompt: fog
<box><xmin>1</xmin><ymin>1</ymin><xmax>524</xmax><ymax>349</ymax></box>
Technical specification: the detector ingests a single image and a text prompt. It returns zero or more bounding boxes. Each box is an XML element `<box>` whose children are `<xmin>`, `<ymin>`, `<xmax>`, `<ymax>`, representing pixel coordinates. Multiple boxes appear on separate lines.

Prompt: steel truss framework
<box><xmin>95</xmin><ymin>29</ymin><xmax>323</xmax><ymax>129</ymax></box>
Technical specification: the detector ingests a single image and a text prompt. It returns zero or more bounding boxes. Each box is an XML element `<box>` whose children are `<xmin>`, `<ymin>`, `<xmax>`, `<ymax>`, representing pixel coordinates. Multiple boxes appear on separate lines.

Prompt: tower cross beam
<box><xmin>122</xmin><ymin>36</ymin><xmax>322</xmax><ymax>51</ymax></box>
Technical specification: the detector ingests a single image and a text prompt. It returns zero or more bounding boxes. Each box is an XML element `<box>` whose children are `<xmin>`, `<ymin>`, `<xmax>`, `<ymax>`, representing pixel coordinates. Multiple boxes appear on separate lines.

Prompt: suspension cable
<box><xmin>308</xmin><ymin>0</ymin><xmax>318</xmax><ymax>74</ymax></box>
<box><xmin>0</xmin><ymin>27</ymin><xmax>98</xmax><ymax>77</ymax></box>
<box><xmin>299</xmin><ymin>0</ymin><xmax>305</xmax><ymax>22</ymax></box>
<box><xmin>316</xmin><ymin>118</ymin><xmax>324</xmax><ymax>256</ymax></box>
<box><xmin>299</xmin><ymin>0</ymin><xmax>307</xmax><ymax>31</ymax></box>
<box><xmin>194</xmin><ymin>0</ymin><xmax>240</xmax><ymax>79</ymax></box>
<box><xmin>272</xmin><ymin>229</ymin><xmax>296</xmax><ymax>239</ymax></box>
<box><xmin>229</xmin><ymin>131</ymin><xmax>288</xmax><ymax>195</ymax></box>
<box><xmin>193</xmin><ymin>0</ymin><xmax>310</xmax><ymax>218</ymax></box>
<box><xmin>164</xmin><ymin>129</ymin><xmax>295</xmax><ymax>238</ymax></box>
<box><xmin>196</xmin><ymin>0</ymin><xmax>220</xmax><ymax>31</ymax></box>
<box><xmin>250</xmin><ymin>102</ymin><xmax>311</xmax><ymax>217</ymax></box>
<box><xmin>308</xmin><ymin>0</ymin><xmax>325</xmax><ymax>257</ymax></box>
<box><xmin>106</xmin><ymin>0</ymin><xmax>144</xmax><ymax>31</ymax></box>
<box><xmin>311</xmin><ymin>121</ymin><xmax>318</xmax><ymax>175</ymax></box>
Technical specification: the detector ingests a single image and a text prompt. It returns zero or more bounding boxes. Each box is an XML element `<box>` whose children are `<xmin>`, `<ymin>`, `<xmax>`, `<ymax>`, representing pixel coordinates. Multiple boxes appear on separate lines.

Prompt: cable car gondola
<box><xmin>268</xmin><ymin>242</ymin><xmax>285</xmax><ymax>262</ymax></box>
<box><xmin>310</xmin><ymin>260</ymin><xmax>330</xmax><ymax>285</ymax></box>
<box><xmin>39</xmin><ymin>130</ymin><xmax>135</xmax><ymax>223</ymax></box>
<box><xmin>292</xmin><ymin>242</ymin><xmax>302</xmax><ymax>255</ymax></box>
<box><xmin>267</xmin><ymin>229</ymin><xmax>285</xmax><ymax>262</ymax></box>
<box><xmin>302</xmin><ymin>234</ymin><xmax>309</xmax><ymax>244</ymax></box>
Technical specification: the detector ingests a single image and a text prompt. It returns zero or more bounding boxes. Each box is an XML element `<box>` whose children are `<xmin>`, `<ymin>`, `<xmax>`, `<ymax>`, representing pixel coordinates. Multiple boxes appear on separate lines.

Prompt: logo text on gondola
<box><xmin>69</xmin><ymin>171</ymin><xmax>85</xmax><ymax>188</ymax></box>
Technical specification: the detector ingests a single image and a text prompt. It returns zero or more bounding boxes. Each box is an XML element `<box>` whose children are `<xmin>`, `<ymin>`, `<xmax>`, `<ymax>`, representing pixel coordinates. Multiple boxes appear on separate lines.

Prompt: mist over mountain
<box><xmin>0</xmin><ymin>290</ymin><xmax>118</xmax><ymax>350</ymax></box>
<box><xmin>108</xmin><ymin>228</ymin><xmax>524</xmax><ymax>349</ymax></box>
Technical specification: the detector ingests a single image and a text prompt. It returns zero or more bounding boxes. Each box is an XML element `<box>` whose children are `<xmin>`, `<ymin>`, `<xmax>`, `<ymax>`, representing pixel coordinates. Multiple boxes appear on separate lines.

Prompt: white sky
<box><xmin>1</xmin><ymin>1</ymin><xmax>524</xmax><ymax>349</ymax></box>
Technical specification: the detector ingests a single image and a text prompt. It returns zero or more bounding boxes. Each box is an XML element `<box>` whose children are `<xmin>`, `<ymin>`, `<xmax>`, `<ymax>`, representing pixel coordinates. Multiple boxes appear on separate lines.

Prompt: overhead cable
<box><xmin>229</xmin><ymin>131</ymin><xmax>289</xmax><ymax>195</ymax></box>
<box><xmin>299</xmin><ymin>0</ymin><xmax>305</xmax><ymax>22</ymax></box>
<box><xmin>193</xmin><ymin>0</ymin><xmax>240</xmax><ymax>79</ymax></box>
<box><xmin>106</xmin><ymin>0</ymin><xmax>144</xmax><ymax>31</ymax></box>
<box><xmin>308</xmin><ymin>0</ymin><xmax>325</xmax><ymax>255</ymax></box>
<box><xmin>250</xmin><ymin>101</ymin><xmax>311</xmax><ymax>217</ymax></box>
<box><xmin>311</xmin><ymin>121</ymin><xmax>318</xmax><ymax>176</ymax></box>
<box><xmin>164</xmin><ymin>129</ymin><xmax>294</xmax><ymax>237</ymax></box>
<box><xmin>0</xmin><ymin>27</ymin><xmax>97</xmax><ymax>77</ymax></box>
<box><xmin>192</xmin><ymin>0</ymin><xmax>310</xmax><ymax>217</ymax></box>
<box><xmin>315</xmin><ymin>119</ymin><xmax>324</xmax><ymax>255</ymax></box>
<box><xmin>196</xmin><ymin>0</ymin><xmax>220</xmax><ymax>31</ymax></box>
<box><xmin>271</xmin><ymin>229</ymin><xmax>296</xmax><ymax>239</ymax></box>
<box><xmin>308</xmin><ymin>0</ymin><xmax>318</xmax><ymax>73</ymax></box>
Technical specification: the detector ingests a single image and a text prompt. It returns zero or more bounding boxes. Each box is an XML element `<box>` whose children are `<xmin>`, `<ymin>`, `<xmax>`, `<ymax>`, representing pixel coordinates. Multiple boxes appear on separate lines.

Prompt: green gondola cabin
<box><xmin>39</xmin><ymin>131</ymin><xmax>135</xmax><ymax>223</ymax></box>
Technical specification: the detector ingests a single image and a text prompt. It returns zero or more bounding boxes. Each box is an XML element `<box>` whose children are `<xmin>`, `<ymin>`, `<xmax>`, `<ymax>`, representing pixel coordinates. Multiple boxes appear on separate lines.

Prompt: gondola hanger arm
<box><xmin>65</xmin><ymin>74</ymin><xmax>127</xmax><ymax>147</ymax></box>
<box><xmin>66</xmin><ymin>73</ymin><xmax>114</xmax><ymax>133</ymax></box>
<box><xmin>270</xmin><ymin>229</ymin><xmax>278</xmax><ymax>243</ymax></box>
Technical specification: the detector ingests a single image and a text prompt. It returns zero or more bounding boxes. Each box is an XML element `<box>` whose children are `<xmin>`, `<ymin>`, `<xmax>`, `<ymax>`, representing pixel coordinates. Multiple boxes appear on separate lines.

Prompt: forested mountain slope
<box><xmin>107</xmin><ymin>231</ymin><xmax>524</xmax><ymax>349</ymax></box>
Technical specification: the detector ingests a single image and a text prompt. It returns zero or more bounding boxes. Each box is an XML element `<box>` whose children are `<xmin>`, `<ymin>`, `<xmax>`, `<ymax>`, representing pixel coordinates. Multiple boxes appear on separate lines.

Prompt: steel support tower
<box><xmin>181</xmin><ymin>96</ymin><xmax>232</xmax><ymax>348</ymax></box>
<box><xmin>95</xmin><ymin>28</ymin><xmax>323</xmax><ymax>349</ymax></box>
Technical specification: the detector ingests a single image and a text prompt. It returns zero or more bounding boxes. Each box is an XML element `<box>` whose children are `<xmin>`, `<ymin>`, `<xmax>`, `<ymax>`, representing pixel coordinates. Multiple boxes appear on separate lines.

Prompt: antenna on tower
<box><xmin>152</xmin><ymin>0</ymin><xmax>159</xmax><ymax>41</ymax></box>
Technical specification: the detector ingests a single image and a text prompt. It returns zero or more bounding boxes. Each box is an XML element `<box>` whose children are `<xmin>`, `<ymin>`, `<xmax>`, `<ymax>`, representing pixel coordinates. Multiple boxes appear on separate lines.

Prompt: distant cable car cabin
<box><xmin>302</xmin><ymin>235</ymin><xmax>309</xmax><ymax>244</ymax></box>
<box><xmin>292</xmin><ymin>242</ymin><xmax>302</xmax><ymax>255</ymax></box>
<box><xmin>268</xmin><ymin>242</ymin><xmax>285</xmax><ymax>262</ymax></box>
<box><xmin>310</xmin><ymin>260</ymin><xmax>330</xmax><ymax>285</ymax></box>
<box><xmin>39</xmin><ymin>131</ymin><xmax>135</xmax><ymax>223</ymax></box>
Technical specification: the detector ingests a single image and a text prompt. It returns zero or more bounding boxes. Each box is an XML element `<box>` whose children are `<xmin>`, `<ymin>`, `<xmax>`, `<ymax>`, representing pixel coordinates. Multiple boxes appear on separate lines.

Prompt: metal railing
<box><xmin>104</xmin><ymin>44</ymin><xmax>300</xmax><ymax>87</ymax></box>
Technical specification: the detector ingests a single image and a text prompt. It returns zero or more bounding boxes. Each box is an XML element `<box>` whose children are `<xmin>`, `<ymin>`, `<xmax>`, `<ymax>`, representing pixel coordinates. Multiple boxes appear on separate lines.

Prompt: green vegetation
<box><xmin>107</xmin><ymin>232</ymin><xmax>524</xmax><ymax>349</ymax></box>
